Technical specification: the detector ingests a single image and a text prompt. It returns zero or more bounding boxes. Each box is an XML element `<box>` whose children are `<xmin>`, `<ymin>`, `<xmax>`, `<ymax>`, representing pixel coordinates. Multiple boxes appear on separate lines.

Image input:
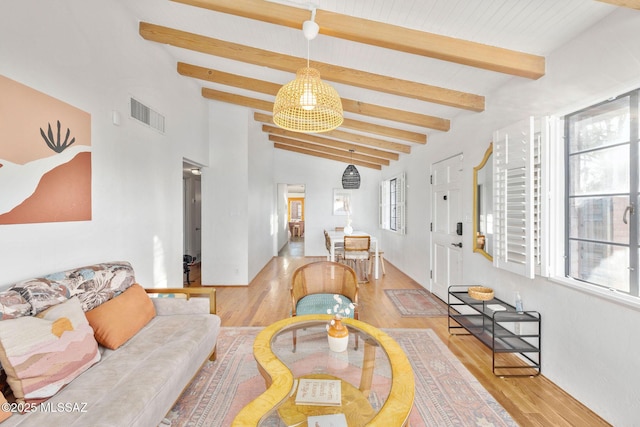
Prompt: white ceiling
<box><xmin>128</xmin><ymin>0</ymin><xmax>617</xmax><ymax>163</ymax></box>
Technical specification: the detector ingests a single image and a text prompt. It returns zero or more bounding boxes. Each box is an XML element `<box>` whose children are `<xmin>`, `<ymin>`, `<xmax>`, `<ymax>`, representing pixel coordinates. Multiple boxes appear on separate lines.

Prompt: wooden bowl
<box><xmin>468</xmin><ymin>286</ymin><xmax>494</xmax><ymax>301</ymax></box>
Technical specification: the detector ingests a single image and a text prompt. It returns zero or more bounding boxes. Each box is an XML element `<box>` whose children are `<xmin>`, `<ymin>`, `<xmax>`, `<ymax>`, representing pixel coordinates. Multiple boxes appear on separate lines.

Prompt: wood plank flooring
<box><xmin>187</xmin><ymin>239</ymin><xmax>610</xmax><ymax>427</ymax></box>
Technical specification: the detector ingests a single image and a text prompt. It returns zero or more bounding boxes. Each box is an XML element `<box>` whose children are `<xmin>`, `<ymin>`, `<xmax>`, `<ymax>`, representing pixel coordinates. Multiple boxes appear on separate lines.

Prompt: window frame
<box><xmin>379</xmin><ymin>173</ymin><xmax>406</xmax><ymax>234</ymax></box>
<box><xmin>562</xmin><ymin>89</ymin><xmax>639</xmax><ymax>297</ymax></box>
<box><xmin>543</xmin><ymin>88</ymin><xmax>640</xmax><ymax>308</ymax></box>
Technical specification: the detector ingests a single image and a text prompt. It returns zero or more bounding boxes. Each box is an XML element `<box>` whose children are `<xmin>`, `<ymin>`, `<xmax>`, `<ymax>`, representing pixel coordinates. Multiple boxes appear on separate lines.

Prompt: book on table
<box><xmin>294</xmin><ymin>378</ymin><xmax>342</xmax><ymax>406</ymax></box>
<box><xmin>307</xmin><ymin>413</ymin><xmax>347</xmax><ymax>426</ymax></box>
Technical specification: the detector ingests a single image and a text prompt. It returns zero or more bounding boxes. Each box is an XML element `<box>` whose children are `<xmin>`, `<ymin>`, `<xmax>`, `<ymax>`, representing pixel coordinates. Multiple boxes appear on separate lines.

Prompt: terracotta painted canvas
<box><xmin>0</xmin><ymin>75</ymin><xmax>91</xmax><ymax>224</ymax></box>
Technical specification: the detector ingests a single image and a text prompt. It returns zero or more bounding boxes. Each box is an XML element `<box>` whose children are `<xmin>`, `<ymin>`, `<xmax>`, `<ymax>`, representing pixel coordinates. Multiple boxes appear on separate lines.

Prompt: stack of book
<box><xmin>294</xmin><ymin>378</ymin><xmax>341</xmax><ymax>407</ymax></box>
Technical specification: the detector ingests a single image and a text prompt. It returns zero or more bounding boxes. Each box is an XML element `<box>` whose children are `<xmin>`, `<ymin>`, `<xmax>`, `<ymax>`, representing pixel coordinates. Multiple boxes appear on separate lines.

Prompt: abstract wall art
<box><xmin>0</xmin><ymin>75</ymin><xmax>91</xmax><ymax>225</ymax></box>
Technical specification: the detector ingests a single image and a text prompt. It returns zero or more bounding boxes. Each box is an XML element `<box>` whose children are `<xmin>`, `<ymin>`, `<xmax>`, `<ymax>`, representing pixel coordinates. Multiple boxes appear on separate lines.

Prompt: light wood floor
<box><xmin>186</xmin><ymin>240</ymin><xmax>610</xmax><ymax>427</ymax></box>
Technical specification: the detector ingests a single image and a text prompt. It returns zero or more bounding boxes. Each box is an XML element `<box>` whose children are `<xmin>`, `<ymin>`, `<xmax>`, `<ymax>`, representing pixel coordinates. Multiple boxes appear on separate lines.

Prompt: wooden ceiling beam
<box><xmin>178</xmin><ymin>62</ymin><xmax>445</xmax><ymax>133</ymax></box>
<box><xmin>140</xmin><ymin>22</ymin><xmax>484</xmax><ymax>112</ymax></box>
<box><xmin>338</xmin><ymin>118</ymin><xmax>424</xmax><ymax>144</ymax></box>
<box><xmin>259</xmin><ymin>122</ymin><xmax>399</xmax><ymax>161</ymax></box>
<box><xmin>202</xmin><ymin>87</ymin><xmax>416</xmax><ymax>148</ymax></box>
<box><xmin>596</xmin><ymin>0</ymin><xmax>640</xmax><ymax>10</ymax></box>
<box><xmin>322</xmin><ymin>128</ymin><xmax>409</xmax><ymax>154</ymax></box>
<box><xmin>171</xmin><ymin>0</ymin><xmax>545</xmax><ymax>79</ymax></box>
<box><xmin>268</xmin><ymin>135</ymin><xmax>390</xmax><ymax>166</ymax></box>
<box><xmin>262</xmin><ymin>124</ymin><xmax>402</xmax><ymax>159</ymax></box>
<box><xmin>273</xmin><ymin>143</ymin><xmax>382</xmax><ymax>170</ymax></box>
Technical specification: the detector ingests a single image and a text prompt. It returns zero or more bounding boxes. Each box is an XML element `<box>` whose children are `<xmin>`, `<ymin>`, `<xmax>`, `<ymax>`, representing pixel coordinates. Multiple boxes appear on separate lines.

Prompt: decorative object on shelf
<box><xmin>273</xmin><ymin>8</ymin><xmax>343</xmax><ymax>134</ymax></box>
<box><xmin>467</xmin><ymin>286</ymin><xmax>494</xmax><ymax>301</ymax></box>
<box><xmin>515</xmin><ymin>291</ymin><xmax>523</xmax><ymax>313</ymax></box>
<box><xmin>326</xmin><ymin>295</ymin><xmax>355</xmax><ymax>352</ymax></box>
<box><xmin>344</xmin><ymin>215</ymin><xmax>353</xmax><ymax>235</ymax></box>
<box><xmin>342</xmin><ymin>149</ymin><xmax>360</xmax><ymax>189</ymax></box>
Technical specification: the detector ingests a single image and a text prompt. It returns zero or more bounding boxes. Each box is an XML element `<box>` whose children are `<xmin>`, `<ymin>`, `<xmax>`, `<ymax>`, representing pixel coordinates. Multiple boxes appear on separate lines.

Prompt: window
<box><xmin>379</xmin><ymin>173</ymin><xmax>406</xmax><ymax>234</ymax></box>
<box><xmin>564</xmin><ymin>89</ymin><xmax>639</xmax><ymax>296</ymax></box>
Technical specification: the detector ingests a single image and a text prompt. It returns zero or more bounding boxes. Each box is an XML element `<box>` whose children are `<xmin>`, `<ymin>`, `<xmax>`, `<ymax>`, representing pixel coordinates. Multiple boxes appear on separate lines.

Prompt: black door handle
<box><xmin>451</xmin><ymin>242</ymin><xmax>462</xmax><ymax>248</ymax></box>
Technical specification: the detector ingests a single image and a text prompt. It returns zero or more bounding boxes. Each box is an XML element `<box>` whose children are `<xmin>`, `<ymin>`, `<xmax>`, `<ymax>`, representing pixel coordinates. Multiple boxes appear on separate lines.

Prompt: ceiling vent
<box><xmin>130</xmin><ymin>97</ymin><xmax>165</xmax><ymax>133</ymax></box>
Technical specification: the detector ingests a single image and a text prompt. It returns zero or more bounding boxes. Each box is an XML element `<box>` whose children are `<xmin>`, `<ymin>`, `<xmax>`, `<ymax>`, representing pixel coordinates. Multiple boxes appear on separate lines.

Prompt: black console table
<box><xmin>448</xmin><ymin>285</ymin><xmax>541</xmax><ymax>377</ymax></box>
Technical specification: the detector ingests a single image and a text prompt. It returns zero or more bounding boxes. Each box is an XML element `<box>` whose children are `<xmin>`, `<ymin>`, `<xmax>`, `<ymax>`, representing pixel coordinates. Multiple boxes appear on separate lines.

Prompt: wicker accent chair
<box><xmin>343</xmin><ymin>235</ymin><xmax>371</xmax><ymax>283</ymax></box>
<box><xmin>290</xmin><ymin>261</ymin><xmax>359</xmax><ymax>351</ymax></box>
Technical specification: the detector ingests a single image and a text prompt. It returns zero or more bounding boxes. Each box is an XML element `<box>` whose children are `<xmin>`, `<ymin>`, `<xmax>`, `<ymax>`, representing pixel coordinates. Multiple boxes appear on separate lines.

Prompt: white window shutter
<box><xmin>533</xmin><ymin>116</ymin><xmax>554</xmax><ymax>278</ymax></box>
<box><xmin>397</xmin><ymin>173</ymin><xmax>406</xmax><ymax>234</ymax></box>
<box><xmin>379</xmin><ymin>180</ymin><xmax>385</xmax><ymax>229</ymax></box>
<box><xmin>493</xmin><ymin>117</ymin><xmax>535</xmax><ymax>279</ymax></box>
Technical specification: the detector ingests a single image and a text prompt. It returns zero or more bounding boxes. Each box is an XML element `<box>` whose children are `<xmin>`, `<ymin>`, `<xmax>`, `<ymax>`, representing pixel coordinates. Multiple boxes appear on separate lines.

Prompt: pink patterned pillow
<box><xmin>0</xmin><ymin>297</ymin><xmax>100</xmax><ymax>403</ymax></box>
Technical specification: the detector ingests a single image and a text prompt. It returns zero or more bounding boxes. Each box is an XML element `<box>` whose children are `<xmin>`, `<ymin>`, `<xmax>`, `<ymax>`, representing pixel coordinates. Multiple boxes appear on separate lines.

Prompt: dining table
<box><xmin>327</xmin><ymin>230</ymin><xmax>379</xmax><ymax>279</ymax></box>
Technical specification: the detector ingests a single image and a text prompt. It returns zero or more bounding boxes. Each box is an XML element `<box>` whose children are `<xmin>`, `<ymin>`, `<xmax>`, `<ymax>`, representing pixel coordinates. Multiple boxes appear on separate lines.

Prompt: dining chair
<box><xmin>324</xmin><ymin>230</ymin><xmax>344</xmax><ymax>262</ymax></box>
<box><xmin>290</xmin><ymin>261</ymin><xmax>359</xmax><ymax>351</ymax></box>
<box><xmin>343</xmin><ymin>235</ymin><xmax>371</xmax><ymax>283</ymax></box>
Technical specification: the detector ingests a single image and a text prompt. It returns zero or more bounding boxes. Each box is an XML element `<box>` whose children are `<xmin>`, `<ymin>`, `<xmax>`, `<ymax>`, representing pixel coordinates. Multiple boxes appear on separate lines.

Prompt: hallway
<box><xmin>278</xmin><ymin>235</ymin><xmax>304</xmax><ymax>258</ymax></box>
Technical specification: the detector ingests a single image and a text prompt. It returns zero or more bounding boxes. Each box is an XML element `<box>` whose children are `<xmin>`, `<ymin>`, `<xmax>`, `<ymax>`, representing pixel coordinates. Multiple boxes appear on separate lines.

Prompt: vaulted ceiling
<box><xmin>126</xmin><ymin>0</ymin><xmax>633</xmax><ymax>169</ymax></box>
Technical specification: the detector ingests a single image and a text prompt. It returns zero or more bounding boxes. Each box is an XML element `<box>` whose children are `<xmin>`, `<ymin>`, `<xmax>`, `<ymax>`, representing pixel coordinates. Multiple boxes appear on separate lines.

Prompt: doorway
<box><xmin>431</xmin><ymin>154</ymin><xmax>464</xmax><ymax>299</ymax></box>
<box><xmin>183</xmin><ymin>160</ymin><xmax>202</xmax><ymax>284</ymax></box>
<box><xmin>279</xmin><ymin>184</ymin><xmax>305</xmax><ymax>258</ymax></box>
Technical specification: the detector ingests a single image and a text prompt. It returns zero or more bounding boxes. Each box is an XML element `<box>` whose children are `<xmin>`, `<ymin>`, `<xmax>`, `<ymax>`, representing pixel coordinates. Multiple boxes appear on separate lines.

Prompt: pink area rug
<box><xmin>163</xmin><ymin>327</ymin><xmax>516</xmax><ymax>426</ymax></box>
<box><xmin>384</xmin><ymin>288</ymin><xmax>449</xmax><ymax>317</ymax></box>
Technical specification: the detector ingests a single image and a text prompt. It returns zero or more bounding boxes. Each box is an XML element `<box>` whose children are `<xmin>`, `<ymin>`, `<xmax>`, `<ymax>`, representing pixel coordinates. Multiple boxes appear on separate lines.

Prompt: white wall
<box><xmin>389</xmin><ymin>10</ymin><xmax>640</xmax><ymax>426</ymax></box>
<box><xmin>201</xmin><ymin>103</ymin><xmax>274</xmax><ymax>285</ymax></box>
<box><xmin>0</xmin><ymin>0</ymin><xmax>209</xmax><ymax>288</ymax></box>
<box><xmin>247</xmin><ymin>118</ymin><xmax>276</xmax><ymax>280</ymax></box>
<box><xmin>202</xmin><ymin>102</ymin><xmax>249</xmax><ymax>285</ymax></box>
<box><xmin>276</xmin><ymin>183</ymin><xmax>289</xmax><ymax>253</ymax></box>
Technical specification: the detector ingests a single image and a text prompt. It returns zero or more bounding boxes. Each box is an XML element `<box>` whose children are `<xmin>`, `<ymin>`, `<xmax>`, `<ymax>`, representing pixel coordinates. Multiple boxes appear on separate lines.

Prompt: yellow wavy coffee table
<box><xmin>233</xmin><ymin>314</ymin><xmax>415</xmax><ymax>426</ymax></box>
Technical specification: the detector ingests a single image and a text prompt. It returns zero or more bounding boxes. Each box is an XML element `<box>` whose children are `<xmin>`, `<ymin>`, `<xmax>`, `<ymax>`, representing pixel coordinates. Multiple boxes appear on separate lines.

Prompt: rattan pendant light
<box><xmin>342</xmin><ymin>149</ymin><xmax>360</xmax><ymax>189</ymax></box>
<box><xmin>273</xmin><ymin>9</ymin><xmax>343</xmax><ymax>134</ymax></box>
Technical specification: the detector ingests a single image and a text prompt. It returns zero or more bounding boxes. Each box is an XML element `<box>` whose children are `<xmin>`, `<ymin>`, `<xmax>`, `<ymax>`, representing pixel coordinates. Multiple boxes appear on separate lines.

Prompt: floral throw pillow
<box><xmin>9</xmin><ymin>281</ymin><xmax>68</xmax><ymax>316</ymax></box>
<box><xmin>0</xmin><ymin>290</ymin><xmax>31</xmax><ymax>320</ymax></box>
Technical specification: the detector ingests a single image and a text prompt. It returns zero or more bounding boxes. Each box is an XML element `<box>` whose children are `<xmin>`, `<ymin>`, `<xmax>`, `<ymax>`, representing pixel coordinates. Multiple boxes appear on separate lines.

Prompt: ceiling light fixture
<box><xmin>342</xmin><ymin>149</ymin><xmax>360</xmax><ymax>189</ymax></box>
<box><xmin>191</xmin><ymin>168</ymin><xmax>202</xmax><ymax>176</ymax></box>
<box><xmin>273</xmin><ymin>8</ymin><xmax>343</xmax><ymax>134</ymax></box>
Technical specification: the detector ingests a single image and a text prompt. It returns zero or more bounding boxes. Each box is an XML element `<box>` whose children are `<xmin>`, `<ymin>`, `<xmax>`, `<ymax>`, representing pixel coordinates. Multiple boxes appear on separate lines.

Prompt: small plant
<box><xmin>40</xmin><ymin>120</ymin><xmax>76</xmax><ymax>153</ymax></box>
<box><xmin>326</xmin><ymin>294</ymin><xmax>355</xmax><ymax>320</ymax></box>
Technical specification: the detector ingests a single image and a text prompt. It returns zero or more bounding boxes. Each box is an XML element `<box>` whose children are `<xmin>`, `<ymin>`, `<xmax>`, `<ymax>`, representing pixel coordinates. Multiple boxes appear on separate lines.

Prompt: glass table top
<box><xmin>232</xmin><ymin>315</ymin><xmax>414</xmax><ymax>427</ymax></box>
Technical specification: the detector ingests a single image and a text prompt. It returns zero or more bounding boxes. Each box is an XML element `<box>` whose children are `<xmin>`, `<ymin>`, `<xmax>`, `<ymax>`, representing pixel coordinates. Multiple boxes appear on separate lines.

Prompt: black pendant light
<box><xmin>342</xmin><ymin>150</ymin><xmax>360</xmax><ymax>189</ymax></box>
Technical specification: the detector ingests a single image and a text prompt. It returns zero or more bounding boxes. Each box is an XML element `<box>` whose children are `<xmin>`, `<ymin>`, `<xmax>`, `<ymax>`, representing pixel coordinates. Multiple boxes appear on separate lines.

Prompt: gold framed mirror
<box><xmin>473</xmin><ymin>143</ymin><xmax>493</xmax><ymax>261</ymax></box>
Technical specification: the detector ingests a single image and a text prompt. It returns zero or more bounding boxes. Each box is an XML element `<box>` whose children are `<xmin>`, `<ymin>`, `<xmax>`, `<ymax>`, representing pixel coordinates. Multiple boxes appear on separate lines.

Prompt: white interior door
<box><xmin>431</xmin><ymin>154</ymin><xmax>464</xmax><ymax>299</ymax></box>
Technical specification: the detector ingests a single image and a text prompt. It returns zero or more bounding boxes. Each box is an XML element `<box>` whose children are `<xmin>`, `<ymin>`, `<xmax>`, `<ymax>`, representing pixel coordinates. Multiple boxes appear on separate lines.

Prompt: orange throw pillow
<box><xmin>85</xmin><ymin>283</ymin><xmax>156</xmax><ymax>350</ymax></box>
